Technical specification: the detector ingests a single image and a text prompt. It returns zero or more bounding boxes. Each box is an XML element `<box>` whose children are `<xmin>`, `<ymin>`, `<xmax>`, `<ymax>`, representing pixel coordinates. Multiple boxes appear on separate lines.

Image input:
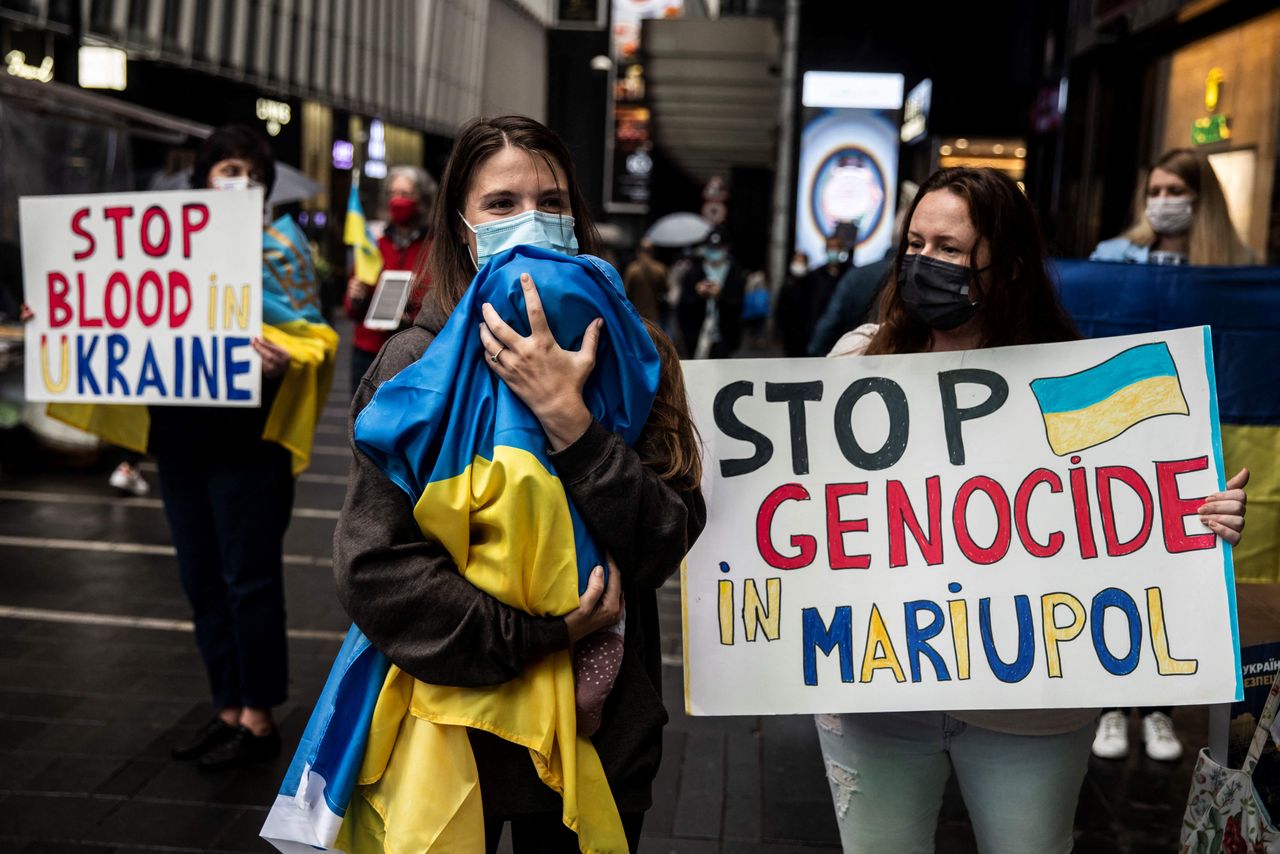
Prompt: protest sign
<box><xmin>21</xmin><ymin>189</ymin><xmax>264</xmax><ymax>406</ymax></box>
<box><xmin>681</xmin><ymin>327</ymin><xmax>1241</xmax><ymax>715</ymax></box>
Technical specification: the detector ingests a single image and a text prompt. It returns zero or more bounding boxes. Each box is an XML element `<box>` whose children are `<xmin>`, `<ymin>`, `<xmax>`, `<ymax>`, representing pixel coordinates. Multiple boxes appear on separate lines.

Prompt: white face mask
<box><xmin>1145</xmin><ymin>196</ymin><xmax>1194</xmax><ymax>236</ymax></box>
<box><xmin>458</xmin><ymin>209</ymin><xmax>579</xmax><ymax>271</ymax></box>
<box><xmin>211</xmin><ymin>174</ymin><xmax>263</xmax><ymax>192</ymax></box>
<box><xmin>789</xmin><ymin>262</ymin><xmax>807</xmax><ymax>277</ymax></box>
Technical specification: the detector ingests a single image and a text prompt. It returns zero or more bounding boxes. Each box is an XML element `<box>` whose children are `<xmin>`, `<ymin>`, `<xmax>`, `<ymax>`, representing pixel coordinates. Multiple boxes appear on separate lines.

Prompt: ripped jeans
<box><xmin>815</xmin><ymin>712</ymin><xmax>1093</xmax><ymax>853</ymax></box>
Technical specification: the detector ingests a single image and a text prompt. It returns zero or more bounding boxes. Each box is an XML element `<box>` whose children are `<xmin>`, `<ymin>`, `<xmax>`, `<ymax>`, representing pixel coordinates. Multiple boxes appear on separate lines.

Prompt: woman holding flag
<box><xmin>819</xmin><ymin>166</ymin><xmax>1250</xmax><ymax>852</ymax></box>
<box><xmin>343</xmin><ymin>166</ymin><xmax>436</xmax><ymax>394</ymax></box>
<box><xmin>263</xmin><ymin>115</ymin><xmax>704</xmax><ymax>853</ymax></box>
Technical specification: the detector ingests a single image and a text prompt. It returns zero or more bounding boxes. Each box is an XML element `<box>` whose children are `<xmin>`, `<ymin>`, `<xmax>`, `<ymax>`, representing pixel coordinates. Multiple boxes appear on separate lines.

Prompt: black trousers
<box><xmin>156</xmin><ymin>441</ymin><xmax>294</xmax><ymax>709</ymax></box>
<box><xmin>484</xmin><ymin>812</ymin><xmax>645</xmax><ymax>854</ymax></box>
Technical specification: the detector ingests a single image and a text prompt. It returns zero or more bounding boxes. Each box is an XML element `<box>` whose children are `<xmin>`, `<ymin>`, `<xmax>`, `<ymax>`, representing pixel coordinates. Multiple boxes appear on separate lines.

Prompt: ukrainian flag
<box><xmin>1053</xmin><ymin>259</ymin><xmax>1280</xmax><ymax>582</ymax></box>
<box><xmin>344</xmin><ymin>182</ymin><xmax>383</xmax><ymax>286</ymax></box>
<box><xmin>1030</xmin><ymin>341</ymin><xmax>1189</xmax><ymax>456</ymax></box>
<box><xmin>262</xmin><ymin>246</ymin><xmax>660</xmax><ymax>854</ymax></box>
<box><xmin>48</xmin><ymin>215</ymin><xmax>338</xmax><ymax>475</ymax></box>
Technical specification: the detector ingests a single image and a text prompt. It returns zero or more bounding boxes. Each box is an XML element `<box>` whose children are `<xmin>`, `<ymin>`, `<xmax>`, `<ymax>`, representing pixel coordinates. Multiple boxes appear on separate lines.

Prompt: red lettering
<box><xmin>1014</xmin><ymin>468</ymin><xmax>1064</xmax><ymax>557</ymax></box>
<box><xmin>168</xmin><ymin>271</ymin><xmax>191</xmax><ymax>327</ymax></box>
<box><xmin>826</xmin><ymin>483</ymin><xmax>870</xmax><ymax>570</ymax></box>
<box><xmin>104</xmin><ymin>272</ymin><xmax>131</xmax><ymax>329</ymax></box>
<box><xmin>76</xmin><ymin>272</ymin><xmax>103</xmax><ymax>328</ymax></box>
<box><xmin>182</xmin><ymin>203</ymin><xmax>210</xmax><ymax>258</ymax></box>
<box><xmin>1156</xmin><ymin>457</ymin><xmax>1216</xmax><ymax>553</ymax></box>
<box><xmin>1068</xmin><ymin>464</ymin><xmax>1098</xmax><ymax>559</ymax></box>
<box><xmin>136</xmin><ymin>270</ymin><xmax>165</xmax><ymax>327</ymax></box>
<box><xmin>102</xmin><ymin>206</ymin><xmax>135</xmax><ymax>260</ymax></box>
<box><xmin>952</xmin><ymin>475</ymin><xmax>1012</xmax><ymax>564</ymax></box>
<box><xmin>756</xmin><ymin>484</ymin><xmax>816</xmax><ymax>569</ymax></box>
<box><xmin>71</xmin><ymin>208</ymin><xmax>95</xmax><ymax>260</ymax></box>
<box><xmin>886</xmin><ymin>476</ymin><xmax>942</xmax><ymax>567</ymax></box>
<box><xmin>140</xmin><ymin>206</ymin><xmax>172</xmax><ymax>257</ymax></box>
<box><xmin>1096</xmin><ymin>466</ymin><xmax>1154</xmax><ymax>557</ymax></box>
<box><xmin>47</xmin><ymin>272</ymin><xmax>73</xmax><ymax>327</ymax></box>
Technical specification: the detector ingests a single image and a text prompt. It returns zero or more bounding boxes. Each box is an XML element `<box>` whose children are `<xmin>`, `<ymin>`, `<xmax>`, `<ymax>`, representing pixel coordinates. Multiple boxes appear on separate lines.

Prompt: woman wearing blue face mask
<box><xmin>821</xmin><ymin>167</ymin><xmax>1250</xmax><ymax>853</ymax></box>
<box><xmin>677</xmin><ymin>230</ymin><xmax>746</xmax><ymax>358</ymax></box>
<box><xmin>328</xmin><ymin>115</ymin><xmax>705</xmax><ymax>853</ymax></box>
<box><xmin>1090</xmin><ymin>148</ymin><xmax>1252</xmax><ymax>266</ymax></box>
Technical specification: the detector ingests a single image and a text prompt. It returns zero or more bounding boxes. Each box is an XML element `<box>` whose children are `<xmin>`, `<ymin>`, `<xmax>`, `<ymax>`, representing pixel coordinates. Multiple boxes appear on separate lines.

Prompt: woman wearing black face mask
<box><xmin>818</xmin><ymin>167</ymin><xmax>1251</xmax><ymax>853</ymax></box>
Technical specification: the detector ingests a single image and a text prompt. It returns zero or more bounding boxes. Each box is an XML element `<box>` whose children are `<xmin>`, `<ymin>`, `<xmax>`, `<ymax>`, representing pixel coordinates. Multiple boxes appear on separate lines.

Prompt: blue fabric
<box><xmin>262</xmin><ymin>215</ymin><xmax>325</xmax><ymax>326</ymax></box>
<box><xmin>1088</xmin><ymin>237</ymin><xmax>1150</xmax><ymax>264</ymax></box>
<box><xmin>1052</xmin><ymin>260</ymin><xmax>1280</xmax><ymax>425</ymax></box>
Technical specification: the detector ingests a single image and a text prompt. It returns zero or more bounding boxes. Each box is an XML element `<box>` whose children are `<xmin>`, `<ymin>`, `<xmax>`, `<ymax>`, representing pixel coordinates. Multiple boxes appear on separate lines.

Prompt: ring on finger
<box><xmin>490</xmin><ymin>347</ymin><xmax>505</xmax><ymax>365</ymax></box>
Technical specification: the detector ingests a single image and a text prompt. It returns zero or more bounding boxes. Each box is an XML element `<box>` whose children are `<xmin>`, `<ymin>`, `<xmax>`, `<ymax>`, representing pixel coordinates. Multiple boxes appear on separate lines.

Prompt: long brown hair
<box><xmin>418</xmin><ymin>115</ymin><xmax>602</xmax><ymax>319</ymax></box>
<box><xmin>1121</xmin><ymin>148</ymin><xmax>1254</xmax><ymax>265</ymax></box>
<box><xmin>867</xmin><ymin>167</ymin><xmax>1079</xmax><ymax>355</ymax></box>
<box><xmin>638</xmin><ymin>319</ymin><xmax>702</xmax><ymax>491</ymax></box>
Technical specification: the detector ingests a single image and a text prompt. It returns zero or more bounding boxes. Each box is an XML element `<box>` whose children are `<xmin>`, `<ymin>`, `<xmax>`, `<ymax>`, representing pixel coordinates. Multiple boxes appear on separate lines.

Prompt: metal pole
<box><xmin>766</xmin><ymin>0</ymin><xmax>800</xmax><ymax>323</ymax></box>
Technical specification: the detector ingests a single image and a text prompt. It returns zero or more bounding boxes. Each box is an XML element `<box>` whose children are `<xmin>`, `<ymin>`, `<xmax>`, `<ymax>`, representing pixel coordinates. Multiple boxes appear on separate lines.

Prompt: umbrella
<box><xmin>268</xmin><ymin>162</ymin><xmax>323</xmax><ymax>206</ymax></box>
<box><xmin>644</xmin><ymin>212</ymin><xmax>713</xmax><ymax>247</ymax></box>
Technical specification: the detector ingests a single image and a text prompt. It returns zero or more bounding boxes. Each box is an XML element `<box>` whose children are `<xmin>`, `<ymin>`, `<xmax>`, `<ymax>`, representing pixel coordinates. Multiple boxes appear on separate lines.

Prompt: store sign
<box><xmin>78</xmin><ymin>46</ymin><xmax>127</xmax><ymax>90</ymax></box>
<box><xmin>19</xmin><ymin>190</ymin><xmax>264</xmax><ymax>406</ymax></box>
<box><xmin>900</xmin><ymin>78</ymin><xmax>932</xmax><ymax>144</ymax></box>
<box><xmin>681</xmin><ymin>327</ymin><xmax>1241</xmax><ymax>716</ymax></box>
<box><xmin>256</xmin><ymin>98</ymin><xmax>291</xmax><ymax>137</ymax></box>
<box><xmin>5</xmin><ymin>50</ymin><xmax>53</xmax><ymax>83</ymax></box>
<box><xmin>332</xmin><ymin>140</ymin><xmax>355</xmax><ymax>171</ymax></box>
<box><xmin>1192</xmin><ymin>68</ymin><xmax>1230</xmax><ymax>146</ymax></box>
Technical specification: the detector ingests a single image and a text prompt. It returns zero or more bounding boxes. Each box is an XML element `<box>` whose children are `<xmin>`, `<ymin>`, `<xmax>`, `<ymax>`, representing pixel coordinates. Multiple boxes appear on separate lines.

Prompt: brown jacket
<box><xmin>333</xmin><ymin>302</ymin><xmax>706</xmax><ymax>816</ymax></box>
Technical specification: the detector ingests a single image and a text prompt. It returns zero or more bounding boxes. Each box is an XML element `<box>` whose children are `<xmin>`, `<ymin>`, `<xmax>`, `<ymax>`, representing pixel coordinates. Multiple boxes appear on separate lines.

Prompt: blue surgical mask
<box><xmin>703</xmin><ymin>247</ymin><xmax>727</xmax><ymax>264</ymax></box>
<box><xmin>459</xmin><ymin>209</ymin><xmax>579</xmax><ymax>270</ymax></box>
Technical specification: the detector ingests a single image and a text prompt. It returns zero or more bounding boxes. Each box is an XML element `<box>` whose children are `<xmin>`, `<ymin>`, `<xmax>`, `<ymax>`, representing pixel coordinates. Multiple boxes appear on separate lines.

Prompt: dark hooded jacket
<box><xmin>333</xmin><ymin>296</ymin><xmax>706</xmax><ymax>816</ymax></box>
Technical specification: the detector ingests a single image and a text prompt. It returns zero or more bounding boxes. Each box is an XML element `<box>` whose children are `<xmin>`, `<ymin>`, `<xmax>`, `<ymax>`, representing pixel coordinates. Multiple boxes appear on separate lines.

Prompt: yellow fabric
<box><xmin>46</xmin><ymin>319</ymin><xmax>336</xmax><ymax>476</ymax></box>
<box><xmin>341</xmin><ymin>446</ymin><xmax>628</xmax><ymax>854</ymax></box>
<box><xmin>261</xmin><ymin>320</ymin><xmax>339</xmax><ymax>475</ymax></box>
<box><xmin>1223</xmin><ymin>424</ymin><xmax>1280</xmax><ymax>583</ymax></box>
<box><xmin>1041</xmin><ymin>374</ymin><xmax>1188</xmax><ymax>455</ymax></box>
<box><xmin>344</xmin><ymin>201</ymin><xmax>384</xmax><ymax>286</ymax></box>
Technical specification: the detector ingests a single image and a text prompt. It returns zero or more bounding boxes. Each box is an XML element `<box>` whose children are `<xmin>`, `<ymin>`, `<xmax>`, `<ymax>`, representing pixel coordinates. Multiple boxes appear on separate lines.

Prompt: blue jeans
<box><xmin>815</xmin><ymin>712</ymin><xmax>1094</xmax><ymax>853</ymax></box>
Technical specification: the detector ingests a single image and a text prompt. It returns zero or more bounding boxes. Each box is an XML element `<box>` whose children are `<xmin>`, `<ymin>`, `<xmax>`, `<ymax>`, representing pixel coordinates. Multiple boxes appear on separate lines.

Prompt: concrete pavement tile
<box><xmin>636</xmin><ymin>837</ymin><xmax>719</xmax><ymax>854</ymax></box>
<box><xmin>81</xmin><ymin>799</ymin><xmax>242</xmax><ymax>848</ymax></box>
<box><xmin>18</xmin><ymin>842</ymin><xmax>119</xmax><ymax>854</ymax></box>
<box><xmin>722</xmin><ymin>726</ymin><xmax>762</xmax><ymax>841</ymax></box>
<box><xmin>719</xmin><ymin>844</ymin><xmax>842</xmax><ymax>854</ymax></box>
<box><xmin>209</xmin><ymin>807</ymin><xmax>275</xmax><ymax>852</ymax></box>
<box><xmin>0</xmin><ymin>749</ymin><xmax>56</xmax><ymax>789</ymax></box>
<box><xmin>0</xmin><ymin>792</ymin><xmax>123</xmax><ymax>838</ymax></box>
<box><xmin>94</xmin><ymin>758</ymin><xmax>166</xmax><ymax>798</ymax></box>
<box><xmin>672</xmin><ymin>731</ymin><xmax>726</xmax><ymax>840</ymax></box>
<box><xmin>24</xmin><ymin>755</ymin><xmax>132</xmax><ymax>795</ymax></box>
<box><xmin>644</xmin><ymin>729</ymin><xmax>687</xmax><ymax>837</ymax></box>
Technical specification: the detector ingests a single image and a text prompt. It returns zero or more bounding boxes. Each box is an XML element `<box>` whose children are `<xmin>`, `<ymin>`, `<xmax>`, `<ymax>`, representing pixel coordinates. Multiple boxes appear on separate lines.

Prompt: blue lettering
<box><xmin>802</xmin><ymin>606</ymin><xmax>854</xmax><ymax>686</ymax></box>
<box><xmin>191</xmin><ymin>336</ymin><xmax>218</xmax><ymax>399</ymax></box>
<box><xmin>1091</xmin><ymin>588</ymin><xmax>1142</xmax><ymax>675</ymax></box>
<box><xmin>76</xmin><ymin>335</ymin><xmax>101</xmax><ymax>395</ymax></box>
<box><xmin>979</xmin><ymin>595</ymin><xmax>1035</xmax><ymax>683</ymax></box>
<box><xmin>904</xmin><ymin>600</ymin><xmax>951</xmax><ymax>683</ymax></box>
<box><xmin>223</xmin><ymin>336</ymin><xmax>252</xmax><ymax>402</ymax></box>
<box><xmin>105</xmin><ymin>334</ymin><xmax>130</xmax><ymax>396</ymax></box>
<box><xmin>135</xmin><ymin>341</ymin><xmax>167</xmax><ymax>397</ymax></box>
<box><xmin>172</xmin><ymin>336</ymin><xmax>185</xmax><ymax>398</ymax></box>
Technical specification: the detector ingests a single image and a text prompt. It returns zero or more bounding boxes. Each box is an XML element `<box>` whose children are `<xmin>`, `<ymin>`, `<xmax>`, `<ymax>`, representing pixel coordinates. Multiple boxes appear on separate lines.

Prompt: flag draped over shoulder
<box><xmin>1054</xmin><ymin>259</ymin><xmax>1280</xmax><ymax>582</ymax></box>
<box><xmin>344</xmin><ymin>183</ymin><xmax>383</xmax><ymax>286</ymax></box>
<box><xmin>48</xmin><ymin>215</ymin><xmax>337</xmax><ymax>475</ymax></box>
<box><xmin>261</xmin><ymin>246</ymin><xmax>661</xmax><ymax>854</ymax></box>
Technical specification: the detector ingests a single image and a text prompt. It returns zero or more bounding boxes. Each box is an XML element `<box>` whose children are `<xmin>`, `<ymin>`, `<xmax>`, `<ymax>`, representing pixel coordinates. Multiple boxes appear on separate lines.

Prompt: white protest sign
<box><xmin>681</xmin><ymin>327</ymin><xmax>1241</xmax><ymax>716</ymax></box>
<box><xmin>21</xmin><ymin>189</ymin><xmax>264</xmax><ymax>406</ymax></box>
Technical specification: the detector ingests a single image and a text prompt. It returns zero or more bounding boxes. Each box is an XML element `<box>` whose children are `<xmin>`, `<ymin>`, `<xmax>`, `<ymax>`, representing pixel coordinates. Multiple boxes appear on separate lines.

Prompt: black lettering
<box><xmin>833</xmin><ymin>377</ymin><xmax>909</xmax><ymax>471</ymax></box>
<box><xmin>714</xmin><ymin>381</ymin><xmax>774</xmax><ymax>477</ymax></box>
<box><xmin>765</xmin><ymin>381</ymin><xmax>823</xmax><ymax>475</ymax></box>
<box><xmin>937</xmin><ymin>369</ymin><xmax>1008</xmax><ymax>466</ymax></box>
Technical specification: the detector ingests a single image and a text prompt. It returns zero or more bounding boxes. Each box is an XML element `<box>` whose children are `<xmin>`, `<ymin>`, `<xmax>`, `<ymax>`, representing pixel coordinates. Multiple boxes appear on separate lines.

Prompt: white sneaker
<box><xmin>108</xmin><ymin>462</ymin><xmax>150</xmax><ymax>497</ymax></box>
<box><xmin>1092</xmin><ymin>710</ymin><xmax>1129</xmax><ymax>759</ymax></box>
<box><xmin>1142</xmin><ymin>711</ymin><xmax>1183</xmax><ymax>761</ymax></box>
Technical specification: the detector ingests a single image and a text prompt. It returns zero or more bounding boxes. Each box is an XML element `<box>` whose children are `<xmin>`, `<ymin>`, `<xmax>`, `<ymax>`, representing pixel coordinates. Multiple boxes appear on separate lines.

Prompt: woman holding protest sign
<box><xmin>1090</xmin><ymin>148</ymin><xmax>1253</xmax><ymax>266</ymax></box>
<box><xmin>820</xmin><ymin>166</ymin><xmax>1250</xmax><ymax>853</ymax></box>
<box><xmin>303</xmin><ymin>115</ymin><xmax>705</xmax><ymax>853</ymax></box>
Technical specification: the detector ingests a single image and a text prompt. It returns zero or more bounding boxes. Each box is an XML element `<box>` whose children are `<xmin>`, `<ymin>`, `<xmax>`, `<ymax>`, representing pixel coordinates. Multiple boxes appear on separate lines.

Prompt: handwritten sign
<box><xmin>681</xmin><ymin>328</ymin><xmax>1241</xmax><ymax>715</ymax></box>
<box><xmin>21</xmin><ymin>189</ymin><xmax>264</xmax><ymax>406</ymax></box>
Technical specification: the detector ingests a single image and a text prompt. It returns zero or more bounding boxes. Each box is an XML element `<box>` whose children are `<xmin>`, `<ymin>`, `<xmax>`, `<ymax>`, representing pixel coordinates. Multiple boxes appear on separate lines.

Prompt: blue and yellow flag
<box><xmin>1054</xmin><ymin>259</ymin><xmax>1280</xmax><ymax>582</ymax></box>
<box><xmin>344</xmin><ymin>182</ymin><xmax>383</xmax><ymax>286</ymax></box>
<box><xmin>1030</xmin><ymin>342</ymin><xmax>1189</xmax><ymax>456</ymax></box>
<box><xmin>49</xmin><ymin>215</ymin><xmax>337</xmax><ymax>475</ymax></box>
<box><xmin>263</xmin><ymin>246</ymin><xmax>660</xmax><ymax>854</ymax></box>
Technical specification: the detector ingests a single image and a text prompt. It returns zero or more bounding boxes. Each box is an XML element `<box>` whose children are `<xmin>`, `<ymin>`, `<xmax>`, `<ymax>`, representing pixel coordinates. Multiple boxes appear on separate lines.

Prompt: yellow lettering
<box><xmin>41</xmin><ymin>334</ymin><xmax>69</xmax><ymax>393</ymax></box>
<box><xmin>208</xmin><ymin>277</ymin><xmax>218</xmax><ymax>331</ymax></box>
<box><xmin>741</xmin><ymin>577</ymin><xmax>781</xmax><ymax>642</ymax></box>
<box><xmin>1041</xmin><ymin>593</ymin><xmax>1086</xmax><ymax>679</ymax></box>
<box><xmin>948</xmin><ymin>598</ymin><xmax>970</xmax><ymax>681</ymax></box>
<box><xmin>224</xmin><ymin>284</ymin><xmax>251</xmax><ymax>330</ymax></box>
<box><xmin>860</xmin><ymin>604</ymin><xmax>906</xmax><ymax>683</ymax></box>
<box><xmin>1147</xmin><ymin>587</ymin><xmax>1198</xmax><ymax>675</ymax></box>
<box><xmin>718</xmin><ymin>579</ymin><xmax>734</xmax><ymax>646</ymax></box>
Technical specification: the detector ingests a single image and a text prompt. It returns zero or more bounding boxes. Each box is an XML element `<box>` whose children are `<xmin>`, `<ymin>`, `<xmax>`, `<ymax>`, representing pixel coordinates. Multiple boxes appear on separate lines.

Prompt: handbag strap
<box><xmin>1243</xmin><ymin>676</ymin><xmax>1280</xmax><ymax>775</ymax></box>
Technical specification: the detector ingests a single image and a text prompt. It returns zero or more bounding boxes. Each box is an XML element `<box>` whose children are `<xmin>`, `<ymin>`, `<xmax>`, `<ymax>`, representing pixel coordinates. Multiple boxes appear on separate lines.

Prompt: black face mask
<box><xmin>897</xmin><ymin>253</ymin><xmax>981</xmax><ymax>330</ymax></box>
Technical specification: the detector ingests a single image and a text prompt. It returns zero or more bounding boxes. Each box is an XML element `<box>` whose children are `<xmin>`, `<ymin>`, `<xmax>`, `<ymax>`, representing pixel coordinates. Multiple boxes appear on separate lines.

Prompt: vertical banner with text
<box><xmin>681</xmin><ymin>328</ymin><xmax>1241</xmax><ymax>716</ymax></box>
<box><xmin>21</xmin><ymin>189</ymin><xmax>264</xmax><ymax>406</ymax></box>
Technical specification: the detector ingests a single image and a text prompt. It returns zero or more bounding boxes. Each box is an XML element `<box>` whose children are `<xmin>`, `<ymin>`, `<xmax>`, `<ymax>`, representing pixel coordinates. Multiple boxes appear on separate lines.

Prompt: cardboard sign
<box><xmin>21</xmin><ymin>189</ymin><xmax>264</xmax><ymax>406</ymax></box>
<box><xmin>681</xmin><ymin>328</ymin><xmax>1241</xmax><ymax>715</ymax></box>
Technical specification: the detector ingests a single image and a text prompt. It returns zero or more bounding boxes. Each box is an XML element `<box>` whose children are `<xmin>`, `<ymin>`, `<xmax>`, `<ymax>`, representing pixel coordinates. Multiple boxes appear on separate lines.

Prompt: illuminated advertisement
<box><xmin>795</xmin><ymin>72</ymin><xmax>903</xmax><ymax>267</ymax></box>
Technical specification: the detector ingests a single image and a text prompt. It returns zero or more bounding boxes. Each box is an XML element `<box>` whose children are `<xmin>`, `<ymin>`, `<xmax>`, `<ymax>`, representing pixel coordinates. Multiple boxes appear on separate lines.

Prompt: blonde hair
<box><xmin>1122</xmin><ymin>149</ymin><xmax>1253</xmax><ymax>265</ymax></box>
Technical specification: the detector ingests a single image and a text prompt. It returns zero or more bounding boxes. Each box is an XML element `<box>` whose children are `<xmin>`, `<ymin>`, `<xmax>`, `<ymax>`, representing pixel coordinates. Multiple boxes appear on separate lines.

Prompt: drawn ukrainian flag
<box><xmin>1030</xmin><ymin>341</ymin><xmax>1189</xmax><ymax>456</ymax></box>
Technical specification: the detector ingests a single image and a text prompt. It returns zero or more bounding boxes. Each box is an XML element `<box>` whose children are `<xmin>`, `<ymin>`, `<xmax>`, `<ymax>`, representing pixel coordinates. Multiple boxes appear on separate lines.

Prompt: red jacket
<box><xmin>345</xmin><ymin>227</ymin><xmax>431</xmax><ymax>356</ymax></box>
